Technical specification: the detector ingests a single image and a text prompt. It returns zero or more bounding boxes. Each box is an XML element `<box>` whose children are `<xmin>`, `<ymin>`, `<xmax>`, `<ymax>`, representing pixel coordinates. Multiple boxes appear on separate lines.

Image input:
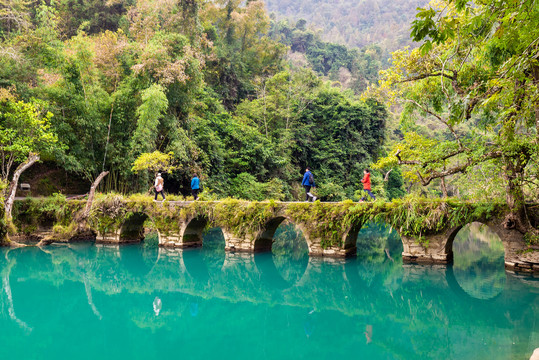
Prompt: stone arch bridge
<box><xmin>10</xmin><ymin>197</ymin><xmax>539</xmax><ymax>273</ymax></box>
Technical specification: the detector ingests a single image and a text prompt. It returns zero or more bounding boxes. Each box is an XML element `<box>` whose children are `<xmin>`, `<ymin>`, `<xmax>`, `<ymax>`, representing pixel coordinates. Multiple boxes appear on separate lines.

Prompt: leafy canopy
<box><xmin>132</xmin><ymin>151</ymin><xmax>177</xmax><ymax>174</ymax></box>
<box><xmin>374</xmin><ymin>0</ymin><xmax>538</xmax><ymax>203</ymax></box>
<box><xmin>0</xmin><ymin>94</ymin><xmax>61</xmax><ymax>181</ymax></box>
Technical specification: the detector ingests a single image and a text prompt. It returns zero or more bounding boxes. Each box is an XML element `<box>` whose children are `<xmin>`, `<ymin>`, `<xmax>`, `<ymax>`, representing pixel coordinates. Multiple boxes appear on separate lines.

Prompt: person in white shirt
<box><xmin>154</xmin><ymin>173</ymin><xmax>165</xmax><ymax>201</ymax></box>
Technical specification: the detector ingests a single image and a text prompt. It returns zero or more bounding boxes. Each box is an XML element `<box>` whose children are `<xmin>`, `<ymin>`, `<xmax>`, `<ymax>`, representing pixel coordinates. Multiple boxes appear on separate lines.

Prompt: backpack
<box><xmin>308</xmin><ymin>172</ymin><xmax>314</xmax><ymax>185</ymax></box>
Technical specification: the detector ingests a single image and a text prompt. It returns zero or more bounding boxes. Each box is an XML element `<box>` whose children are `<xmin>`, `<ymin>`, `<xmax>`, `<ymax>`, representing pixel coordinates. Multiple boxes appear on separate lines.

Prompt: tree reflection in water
<box><xmin>271</xmin><ymin>221</ymin><xmax>309</xmax><ymax>284</ymax></box>
<box><xmin>452</xmin><ymin>222</ymin><xmax>506</xmax><ymax>299</ymax></box>
<box><xmin>356</xmin><ymin>221</ymin><xmax>403</xmax><ymax>261</ymax></box>
<box><xmin>0</xmin><ymin>242</ymin><xmax>537</xmax><ymax>360</ymax></box>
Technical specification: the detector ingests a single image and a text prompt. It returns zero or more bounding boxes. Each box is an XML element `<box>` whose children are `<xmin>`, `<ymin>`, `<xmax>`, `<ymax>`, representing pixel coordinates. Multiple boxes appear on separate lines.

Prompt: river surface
<box><xmin>0</xmin><ymin>222</ymin><xmax>538</xmax><ymax>360</ymax></box>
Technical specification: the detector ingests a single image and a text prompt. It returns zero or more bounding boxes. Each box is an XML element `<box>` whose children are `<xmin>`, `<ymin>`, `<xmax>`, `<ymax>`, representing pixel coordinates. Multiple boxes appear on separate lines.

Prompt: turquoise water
<box><xmin>1</xmin><ymin>223</ymin><xmax>538</xmax><ymax>360</ymax></box>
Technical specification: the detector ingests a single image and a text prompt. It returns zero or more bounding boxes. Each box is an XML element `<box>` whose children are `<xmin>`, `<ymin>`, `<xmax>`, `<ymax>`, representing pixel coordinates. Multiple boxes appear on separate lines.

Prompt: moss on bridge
<box><xmin>286</xmin><ymin>198</ymin><xmax>508</xmax><ymax>247</ymax></box>
<box><xmin>5</xmin><ymin>193</ymin><xmax>533</xmax><ymax>249</ymax></box>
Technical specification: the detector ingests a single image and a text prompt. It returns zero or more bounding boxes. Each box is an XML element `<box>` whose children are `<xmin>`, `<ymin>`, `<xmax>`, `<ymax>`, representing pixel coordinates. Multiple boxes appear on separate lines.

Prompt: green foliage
<box><xmin>0</xmin><ymin>96</ymin><xmax>62</xmax><ymax>181</ymax></box>
<box><xmin>131</xmin><ymin>84</ymin><xmax>169</xmax><ymax>153</ymax></box>
<box><xmin>316</xmin><ymin>182</ymin><xmax>346</xmax><ymax>202</ymax></box>
<box><xmin>203</xmin><ymin>0</ymin><xmax>286</xmax><ymax>108</ymax></box>
<box><xmin>284</xmin><ymin>197</ymin><xmax>507</xmax><ymax>247</ymax></box>
<box><xmin>0</xmin><ymin>0</ymin><xmax>389</xmax><ymax>200</ymax></box>
<box><xmin>7</xmin><ymin>193</ymin><xmax>519</xmax><ymax>253</ymax></box>
<box><xmin>228</xmin><ymin>173</ymin><xmax>286</xmax><ymax>201</ymax></box>
<box><xmin>132</xmin><ymin>151</ymin><xmax>176</xmax><ymax>173</ymax></box>
<box><xmin>0</xmin><ymin>179</ymin><xmax>6</xmax><ymax>242</ymax></box>
<box><xmin>293</xmin><ymin>89</ymin><xmax>386</xmax><ymax>197</ymax></box>
<box><xmin>372</xmin><ymin>0</ymin><xmax>539</xmax><ymax>211</ymax></box>
<box><xmin>89</xmin><ymin>192</ymin><xmax>128</xmax><ymax>234</ymax></box>
<box><xmin>524</xmin><ymin>231</ymin><xmax>539</xmax><ymax>246</ymax></box>
<box><xmin>385</xmin><ymin>168</ymin><xmax>406</xmax><ymax>200</ymax></box>
<box><xmin>11</xmin><ymin>194</ymin><xmax>82</xmax><ymax>234</ymax></box>
<box><xmin>269</xmin><ymin>19</ymin><xmax>383</xmax><ymax>93</ymax></box>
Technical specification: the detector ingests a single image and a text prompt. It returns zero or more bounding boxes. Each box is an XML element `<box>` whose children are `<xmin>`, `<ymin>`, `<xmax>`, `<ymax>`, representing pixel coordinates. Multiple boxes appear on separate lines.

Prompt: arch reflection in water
<box><xmin>452</xmin><ymin>222</ymin><xmax>506</xmax><ymax>300</ymax></box>
<box><xmin>118</xmin><ymin>232</ymin><xmax>159</xmax><ymax>277</ymax></box>
<box><xmin>181</xmin><ymin>228</ymin><xmax>226</xmax><ymax>281</ymax></box>
<box><xmin>254</xmin><ymin>218</ymin><xmax>309</xmax><ymax>289</ymax></box>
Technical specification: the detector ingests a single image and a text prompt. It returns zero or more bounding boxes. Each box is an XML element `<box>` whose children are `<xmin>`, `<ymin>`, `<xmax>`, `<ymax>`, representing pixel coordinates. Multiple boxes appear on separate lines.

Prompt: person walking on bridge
<box><xmin>191</xmin><ymin>174</ymin><xmax>200</xmax><ymax>200</ymax></box>
<box><xmin>302</xmin><ymin>167</ymin><xmax>317</xmax><ymax>202</ymax></box>
<box><xmin>360</xmin><ymin>169</ymin><xmax>375</xmax><ymax>201</ymax></box>
<box><xmin>154</xmin><ymin>173</ymin><xmax>166</xmax><ymax>201</ymax></box>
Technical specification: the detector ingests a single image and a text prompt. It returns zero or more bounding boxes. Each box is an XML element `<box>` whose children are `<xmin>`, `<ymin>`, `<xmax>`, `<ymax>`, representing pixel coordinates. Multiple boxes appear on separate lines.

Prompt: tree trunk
<box><xmin>502</xmin><ymin>159</ymin><xmax>528</xmax><ymax>233</ymax></box>
<box><xmin>77</xmin><ymin>171</ymin><xmax>109</xmax><ymax>231</ymax></box>
<box><xmin>532</xmin><ymin>65</ymin><xmax>539</xmax><ymax>143</ymax></box>
<box><xmin>79</xmin><ymin>171</ymin><xmax>109</xmax><ymax>223</ymax></box>
<box><xmin>441</xmin><ymin>176</ymin><xmax>448</xmax><ymax>198</ymax></box>
<box><xmin>4</xmin><ymin>153</ymin><xmax>39</xmax><ymax>221</ymax></box>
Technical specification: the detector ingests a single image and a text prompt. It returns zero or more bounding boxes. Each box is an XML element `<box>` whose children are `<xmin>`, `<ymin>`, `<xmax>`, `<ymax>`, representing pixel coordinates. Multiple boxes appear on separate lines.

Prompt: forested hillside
<box><xmin>0</xmin><ymin>0</ymin><xmax>402</xmax><ymax>201</ymax></box>
<box><xmin>264</xmin><ymin>0</ymin><xmax>428</xmax><ymax>53</ymax></box>
<box><xmin>269</xmin><ymin>19</ymin><xmax>383</xmax><ymax>93</ymax></box>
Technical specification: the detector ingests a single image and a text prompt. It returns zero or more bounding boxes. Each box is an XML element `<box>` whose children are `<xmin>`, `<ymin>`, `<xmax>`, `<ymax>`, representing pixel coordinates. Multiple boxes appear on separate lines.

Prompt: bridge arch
<box><xmin>443</xmin><ymin>221</ymin><xmax>509</xmax><ymax>260</ymax></box>
<box><xmin>180</xmin><ymin>216</ymin><xmax>208</xmax><ymax>248</ymax></box>
<box><xmin>355</xmin><ymin>221</ymin><xmax>403</xmax><ymax>260</ymax></box>
<box><xmin>119</xmin><ymin>212</ymin><xmax>149</xmax><ymax>244</ymax></box>
<box><xmin>254</xmin><ymin>216</ymin><xmax>311</xmax><ymax>253</ymax></box>
<box><xmin>341</xmin><ymin>221</ymin><xmax>363</xmax><ymax>255</ymax></box>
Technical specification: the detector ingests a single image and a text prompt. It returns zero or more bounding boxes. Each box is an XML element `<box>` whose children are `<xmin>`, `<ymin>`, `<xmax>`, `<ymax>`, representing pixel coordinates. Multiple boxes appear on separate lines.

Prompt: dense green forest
<box><xmin>0</xmin><ymin>0</ymin><xmax>402</xmax><ymax>202</ymax></box>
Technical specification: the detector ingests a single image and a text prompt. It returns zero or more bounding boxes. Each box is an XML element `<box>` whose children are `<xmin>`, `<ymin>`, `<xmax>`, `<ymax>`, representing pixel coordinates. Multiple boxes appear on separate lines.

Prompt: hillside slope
<box><xmin>264</xmin><ymin>0</ymin><xmax>427</xmax><ymax>52</ymax></box>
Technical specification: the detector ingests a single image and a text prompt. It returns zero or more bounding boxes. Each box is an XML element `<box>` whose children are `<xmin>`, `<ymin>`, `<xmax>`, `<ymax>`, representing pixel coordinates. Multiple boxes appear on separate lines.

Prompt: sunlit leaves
<box><xmin>131</xmin><ymin>151</ymin><xmax>176</xmax><ymax>173</ymax></box>
<box><xmin>0</xmin><ymin>97</ymin><xmax>61</xmax><ymax>180</ymax></box>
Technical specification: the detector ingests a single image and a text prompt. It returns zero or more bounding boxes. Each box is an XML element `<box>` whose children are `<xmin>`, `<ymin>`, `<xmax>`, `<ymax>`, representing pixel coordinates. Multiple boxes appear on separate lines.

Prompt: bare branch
<box><xmin>395</xmin><ymin>149</ymin><xmax>421</xmax><ymax>165</ymax></box>
<box><xmin>397</xmin><ymin>72</ymin><xmax>455</xmax><ymax>84</ymax></box>
<box><xmin>404</xmin><ymin>99</ymin><xmax>443</xmax><ymax>121</ymax></box>
<box><xmin>417</xmin><ymin>150</ymin><xmax>503</xmax><ymax>186</ymax></box>
<box><xmin>81</xmin><ymin>171</ymin><xmax>110</xmax><ymax>221</ymax></box>
<box><xmin>383</xmin><ymin>168</ymin><xmax>393</xmax><ymax>181</ymax></box>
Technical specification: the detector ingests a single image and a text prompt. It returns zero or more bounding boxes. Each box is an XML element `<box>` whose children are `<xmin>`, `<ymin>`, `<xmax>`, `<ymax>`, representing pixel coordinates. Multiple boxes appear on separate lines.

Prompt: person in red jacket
<box><xmin>360</xmin><ymin>169</ymin><xmax>376</xmax><ymax>201</ymax></box>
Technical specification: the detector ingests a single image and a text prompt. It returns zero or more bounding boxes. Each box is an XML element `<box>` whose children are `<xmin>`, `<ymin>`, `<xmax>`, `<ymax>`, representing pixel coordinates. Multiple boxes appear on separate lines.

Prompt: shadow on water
<box><xmin>452</xmin><ymin>222</ymin><xmax>506</xmax><ymax>300</ymax></box>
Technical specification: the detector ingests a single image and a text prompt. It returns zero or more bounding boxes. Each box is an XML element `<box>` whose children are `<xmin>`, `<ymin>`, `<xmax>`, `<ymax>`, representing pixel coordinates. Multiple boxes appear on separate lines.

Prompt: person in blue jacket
<box><xmin>191</xmin><ymin>174</ymin><xmax>200</xmax><ymax>200</ymax></box>
<box><xmin>301</xmin><ymin>167</ymin><xmax>317</xmax><ymax>202</ymax></box>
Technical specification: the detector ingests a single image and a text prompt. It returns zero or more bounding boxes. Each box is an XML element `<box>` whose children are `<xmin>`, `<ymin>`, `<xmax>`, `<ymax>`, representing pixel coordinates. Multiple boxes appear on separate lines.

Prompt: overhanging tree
<box><xmin>0</xmin><ymin>94</ymin><xmax>61</xmax><ymax>222</ymax></box>
<box><xmin>374</xmin><ymin>0</ymin><xmax>538</xmax><ymax>235</ymax></box>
